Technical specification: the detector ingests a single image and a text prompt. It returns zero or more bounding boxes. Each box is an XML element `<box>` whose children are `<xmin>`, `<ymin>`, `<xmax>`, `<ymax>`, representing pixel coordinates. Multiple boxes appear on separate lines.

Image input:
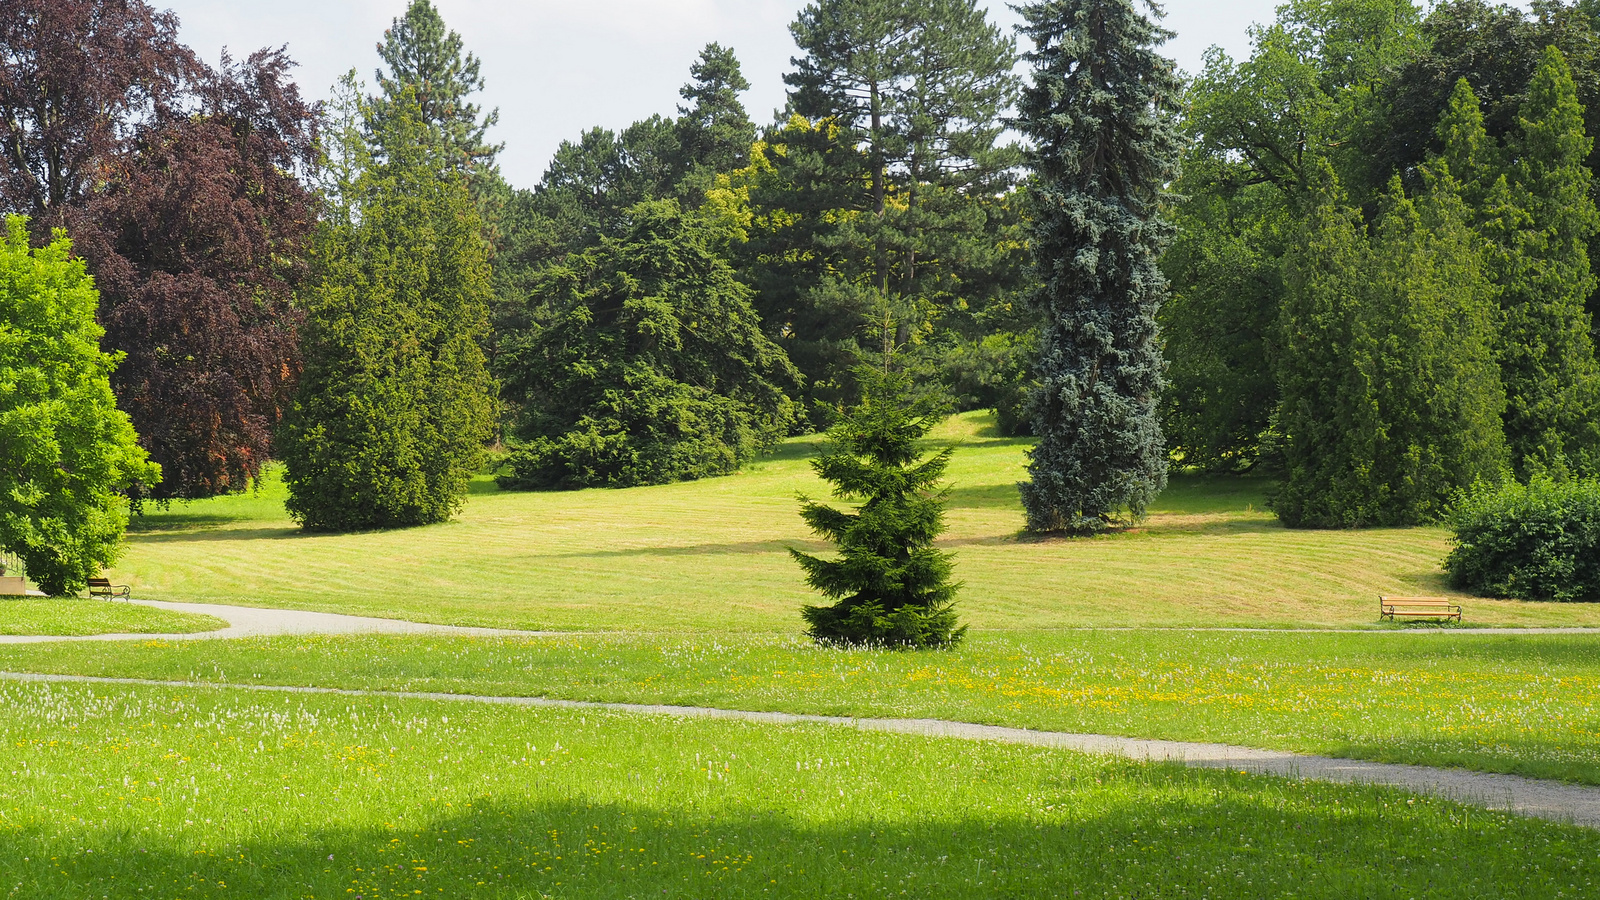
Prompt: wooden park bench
<box><xmin>87</xmin><ymin>577</ymin><xmax>131</xmax><ymax>601</ymax></box>
<box><xmin>1379</xmin><ymin>595</ymin><xmax>1462</xmax><ymax>623</ymax></box>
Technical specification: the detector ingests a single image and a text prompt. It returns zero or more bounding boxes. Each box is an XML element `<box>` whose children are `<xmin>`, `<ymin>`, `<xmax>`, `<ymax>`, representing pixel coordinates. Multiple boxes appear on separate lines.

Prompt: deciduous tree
<box><xmin>0</xmin><ymin>218</ymin><xmax>159</xmax><ymax>595</ymax></box>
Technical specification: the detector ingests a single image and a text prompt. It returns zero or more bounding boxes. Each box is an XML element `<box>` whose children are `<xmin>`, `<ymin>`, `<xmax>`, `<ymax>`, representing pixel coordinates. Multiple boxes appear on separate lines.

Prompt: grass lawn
<box><xmin>112</xmin><ymin>412</ymin><xmax>1600</xmax><ymax>631</ymax></box>
<box><xmin>5</xmin><ymin>629</ymin><xmax>1599</xmax><ymax>785</ymax></box>
<box><xmin>0</xmin><ymin>599</ymin><xmax>225</xmax><ymax>636</ymax></box>
<box><xmin>5</xmin><ymin>679</ymin><xmax>1598</xmax><ymax>899</ymax></box>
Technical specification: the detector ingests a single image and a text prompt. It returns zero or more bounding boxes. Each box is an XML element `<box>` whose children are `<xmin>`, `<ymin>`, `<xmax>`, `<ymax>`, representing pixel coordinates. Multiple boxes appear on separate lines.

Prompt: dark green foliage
<box><xmin>792</xmin><ymin>366</ymin><xmax>962</xmax><ymax>648</ymax></box>
<box><xmin>1014</xmin><ymin>0</ymin><xmax>1181</xmax><ymax>534</ymax></box>
<box><xmin>0</xmin><ymin>218</ymin><xmax>160</xmax><ymax>595</ymax></box>
<box><xmin>279</xmin><ymin>93</ymin><xmax>495</xmax><ymax>532</ymax></box>
<box><xmin>1446</xmin><ymin>477</ymin><xmax>1600</xmax><ymax>602</ymax></box>
<box><xmin>675</xmin><ymin>43</ymin><xmax>756</xmax><ymax>201</ymax></box>
<box><xmin>1274</xmin><ymin>165</ymin><xmax>1508</xmax><ymax>527</ymax></box>
<box><xmin>496</xmin><ymin>200</ymin><xmax>800</xmax><ymax>491</ymax></box>
<box><xmin>1488</xmin><ymin>47</ymin><xmax>1600</xmax><ymax>475</ymax></box>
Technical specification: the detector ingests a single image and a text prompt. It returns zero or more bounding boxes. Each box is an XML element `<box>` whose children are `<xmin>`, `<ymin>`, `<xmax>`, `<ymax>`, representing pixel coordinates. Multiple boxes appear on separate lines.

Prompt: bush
<box><xmin>1445</xmin><ymin>477</ymin><xmax>1600</xmax><ymax>602</ymax></box>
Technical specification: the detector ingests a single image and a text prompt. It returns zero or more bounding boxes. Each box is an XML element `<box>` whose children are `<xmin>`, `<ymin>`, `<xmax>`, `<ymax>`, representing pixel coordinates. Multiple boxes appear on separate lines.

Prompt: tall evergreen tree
<box><xmin>1014</xmin><ymin>0</ymin><xmax>1181</xmax><ymax>534</ymax></box>
<box><xmin>792</xmin><ymin>364</ymin><xmax>962</xmax><ymax>649</ymax></box>
<box><xmin>1493</xmin><ymin>46</ymin><xmax>1600</xmax><ymax>474</ymax></box>
<box><xmin>676</xmin><ymin>43</ymin><xmax>755</xmax><ymax>199</ymax></box>
<box><xmin>372</xmin><ymin>0</ymin><xmax>500</xmax><ymax>177</ymax></box>
<box><xmin>279</xmin><ymin>89</ymin><xmax>495</xmax><ymax>531</ymax></box>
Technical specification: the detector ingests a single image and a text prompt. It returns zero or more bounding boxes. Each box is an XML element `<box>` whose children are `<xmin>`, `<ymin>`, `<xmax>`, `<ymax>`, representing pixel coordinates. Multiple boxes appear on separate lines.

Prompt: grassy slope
<box><xmin>115</xmin><ymin>412</ymin><xmax>1600</xmax><ymax>631</ymax></box>
<box><xmin>0</xmin><ymin>599</ymin><xmax>226</xmax><ymax>636</ymax></box>
<box><xmin>6</xmin><ymin>629</ymin><xmax>1599</xmax><ymax>784</ymax></box>
<box><xmin>6</xmin><ymin>680</ymin><xmax>1597</xmax><ymax>899</ymax></box>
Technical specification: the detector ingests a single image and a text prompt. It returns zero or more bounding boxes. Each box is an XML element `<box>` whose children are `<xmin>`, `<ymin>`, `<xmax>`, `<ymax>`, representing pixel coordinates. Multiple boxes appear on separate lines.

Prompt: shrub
<box><xmin>1445</xmin><ymin>477</ymin><xmax>1600</xmax><ymax>602</ymax></box>
<box><xmin>792</xmin><ymin>366</ymin><xmax>964</xmax><ymax>649</ymax></box>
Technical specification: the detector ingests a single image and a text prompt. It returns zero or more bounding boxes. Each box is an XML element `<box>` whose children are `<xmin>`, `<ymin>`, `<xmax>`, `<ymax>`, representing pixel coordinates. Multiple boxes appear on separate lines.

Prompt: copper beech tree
<box><xmin>0</xmin><ymin>0</ymin><xmax>317</xmax><ymax>499</ymax></box>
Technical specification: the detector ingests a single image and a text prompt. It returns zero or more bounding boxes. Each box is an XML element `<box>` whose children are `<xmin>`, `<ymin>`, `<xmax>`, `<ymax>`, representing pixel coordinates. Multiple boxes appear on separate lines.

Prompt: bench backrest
<box><xmin>87</xmin><ymin>578</ymin><xmax>111</xmax><ymax>588</ymax></box>
<box><xmin>1381</xmin><ymin>596</ymin><xmax>1456</xmax><ymax>607</ymax></box>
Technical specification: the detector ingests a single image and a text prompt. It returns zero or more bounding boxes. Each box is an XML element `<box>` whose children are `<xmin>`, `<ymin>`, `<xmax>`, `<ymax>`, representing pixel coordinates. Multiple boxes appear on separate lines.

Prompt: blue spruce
<box><xmin>1015</xmin><ymin>0</ymin><xmax>1182</xmax><ymax>534</ymax></box>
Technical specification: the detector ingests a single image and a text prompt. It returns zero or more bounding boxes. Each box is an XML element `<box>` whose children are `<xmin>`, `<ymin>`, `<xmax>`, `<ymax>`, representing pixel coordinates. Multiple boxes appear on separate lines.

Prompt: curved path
<box><xmin>0</xmin><ymin>598</ymin><xmax>557</xmax><ymax>644</ymax></box>
<box><xmin>5</xmin><ymin>598</ymin><xmax>1600</xmax><ymax>644</ymax></box>
<box><xmin>2</xmin><ymin>669</ymin><xmax>1597</xmax><ymax>831</ymax></box>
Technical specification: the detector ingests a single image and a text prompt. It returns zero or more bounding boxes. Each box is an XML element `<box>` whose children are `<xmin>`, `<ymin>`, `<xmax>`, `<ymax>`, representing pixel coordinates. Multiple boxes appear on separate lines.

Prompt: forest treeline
<box><xmin>4</xmin><ymin>0</ymin><xmax>1600</xmax><ymax>572</ymax></box>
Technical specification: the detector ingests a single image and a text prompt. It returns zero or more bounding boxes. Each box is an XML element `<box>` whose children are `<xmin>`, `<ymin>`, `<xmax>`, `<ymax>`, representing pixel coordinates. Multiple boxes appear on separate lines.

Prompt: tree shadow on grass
<box><xmin>6</xmin><ymin>765</ymin><xmax>1591</xmax><ymax>899</ymax></box>
<box><xmin>125</xmin><ymin>526</ymin><xmax>308</xmax><ymax>544</ymax></box>
<box><xmin>550</xmin><ymin>538</ymin><xmax>832</xmax><ymax>559</ymax></box>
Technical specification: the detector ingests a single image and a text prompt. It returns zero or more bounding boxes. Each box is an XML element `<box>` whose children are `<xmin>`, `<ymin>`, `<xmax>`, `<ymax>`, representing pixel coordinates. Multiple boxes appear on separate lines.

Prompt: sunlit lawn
<box><xmin>5</xmin><ymin>680</ymin><xmax>1598</xmax><ymax>900</ymax></box>
<box><xmin>0</xmin><ymin>599</ymin><xmax>225</xmax><ymax>636</ymax></box>
<box><xmin>6</xmin><ymin>628</ymin><xmax>1600</xmax><ymax>785</ymax></box>
<box><xmin>112</xmin><ymin>412</ymin><xmax>1600</xmax><ymax>631</ymax></box>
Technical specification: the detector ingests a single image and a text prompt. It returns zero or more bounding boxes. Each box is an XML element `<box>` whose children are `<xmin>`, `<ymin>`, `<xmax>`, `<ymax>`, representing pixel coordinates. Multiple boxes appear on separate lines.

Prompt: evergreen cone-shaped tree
<box><xmin>793</xmin><ymin>365</ymin><xmax>963</xmax><ymax>648</ymax></box>
<box><xmin>1015</xmin><ymin>0</ymin><xmax>1182</xmax><ymax>534</ymax></box>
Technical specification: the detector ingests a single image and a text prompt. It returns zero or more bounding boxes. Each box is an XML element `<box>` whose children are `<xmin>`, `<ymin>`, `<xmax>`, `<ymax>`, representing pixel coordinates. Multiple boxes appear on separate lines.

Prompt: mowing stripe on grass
<box><xmin>6</xmin><ymin>669</ymin><xmax>1598</xmax><ymax>831</ymax></box>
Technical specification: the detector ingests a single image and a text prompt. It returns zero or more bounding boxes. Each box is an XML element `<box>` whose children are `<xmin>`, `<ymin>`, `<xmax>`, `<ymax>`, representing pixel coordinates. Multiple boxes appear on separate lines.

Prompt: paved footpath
<box><xmin>0</xmin><ymin>598</ymin><xmax>555</xmax><ymax>644</ymax></box>
<box><xmin>2</xmin><ymin>668</ymin><xmax>1598</xmax><ymax>831</ymax></box>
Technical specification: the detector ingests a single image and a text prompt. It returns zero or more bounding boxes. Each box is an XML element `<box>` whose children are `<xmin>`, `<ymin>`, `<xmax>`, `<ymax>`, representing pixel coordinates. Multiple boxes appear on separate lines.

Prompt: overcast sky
<box><xmin>157</xmin><ymin>0</ymin><xmax>1283</xmax><ymax>189</ymax></box>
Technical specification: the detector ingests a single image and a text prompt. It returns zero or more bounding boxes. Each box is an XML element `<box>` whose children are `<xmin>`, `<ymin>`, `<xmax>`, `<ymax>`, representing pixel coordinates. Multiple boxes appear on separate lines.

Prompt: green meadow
<box><xmin>108</xmin><ymin>414</ymin><xmax>1600</xmax><ymax>631</ymax></box>
<box><xmin>7</xmin><ymin>413</ymin><xmax>1600</xmax><ymax>897</ymax></box>
<box><xmin>4</xmin><ymin>680</ymin><xmax>1598</xmax><ymax>900</ymax></box>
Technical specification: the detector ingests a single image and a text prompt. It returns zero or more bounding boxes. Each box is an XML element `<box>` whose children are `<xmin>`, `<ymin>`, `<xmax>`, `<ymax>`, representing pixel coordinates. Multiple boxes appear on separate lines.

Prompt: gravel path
<box><xmin>0</xmin><ymin>598</ymin><xmax>555</xmax><ymax>644</ymax></box>
<box><xmin>3</xmin><ymin>670</ymin><xmax>1597</xmax><ymax>831</ymax></box>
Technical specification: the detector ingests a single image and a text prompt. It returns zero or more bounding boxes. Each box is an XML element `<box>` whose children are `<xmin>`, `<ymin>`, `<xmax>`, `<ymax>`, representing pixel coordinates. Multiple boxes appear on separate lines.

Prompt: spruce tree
<box><xmin>279</xmin><ymin>90</ymin><xmax>495</xmax><ymax>531</ymax></box>
<box><xmin>1494</xmin><ymin>47</ymin><xmax>1600</xmax><ymax>475</ymax></box>
<box><xmin>1014</xmin><ymin>0</ymin><xmax>1181</xmax><ymax>534</ymax></box>
<box><xmin>792</xmin><ymin>365</ymin><xmax>962</xmax><ymax>648</ymax></box>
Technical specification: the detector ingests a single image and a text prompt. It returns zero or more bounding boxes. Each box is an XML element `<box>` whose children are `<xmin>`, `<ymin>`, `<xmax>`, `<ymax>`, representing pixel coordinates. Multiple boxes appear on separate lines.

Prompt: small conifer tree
<box><xmin>792</xmin><ymin>365</ymin><xmax>963</xmax><ymax>649</ymax></box>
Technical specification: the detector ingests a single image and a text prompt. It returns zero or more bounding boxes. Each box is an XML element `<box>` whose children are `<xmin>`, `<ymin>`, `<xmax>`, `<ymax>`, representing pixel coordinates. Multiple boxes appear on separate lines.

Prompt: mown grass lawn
<box><xmin>112</xmin><ymin>413</ymin><xmax>1600</xmax><ymax>631</ymax></box>
<box><xmin>6</xmin><ymin>628</ymin><xmax>1599</xmax><ymax>784</ymax></box>
<box><xmin>0</xmin><ymin>599</ymin><xmax>225</xmax><ymax>636</ymax></box>
<box><xmin>5</xmin><ymin>679</ymin><xmax>1598</xmax><ymax>900</ymax></box>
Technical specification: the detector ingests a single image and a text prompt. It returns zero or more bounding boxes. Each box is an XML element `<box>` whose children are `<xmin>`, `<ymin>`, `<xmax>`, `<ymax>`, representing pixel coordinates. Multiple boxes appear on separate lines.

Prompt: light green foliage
<box><xmin>1274</xmin><ymin>165</ymin><xmax>1507</xmax><ymax>527</ymax></box>
<box><xmin>4</xmin><ymin>682</ymin><xmax>1595</xmax><ymax>898</ymax></box>
<box><xmin>372</xmin><ymin>0</ymin><xmax>500</xmax><ymax>176</ymax></box>
<box><xmin>279</xmin><ymin>91</ymin><xmax>495</xmax><ymax>531</ymax></box>
<box><xmin>793</xmin><ymin>366</ymin><xmax>962</xmax><ymax>647</ymax></box>
<box><xmin>496</xmin><ymin>200</ymin><xmax>799</xmax><ymax>490</ymax></box>
<box><xmin>0</xmin><ymin>218</ymin><xmax>159</xmax><ymax>595</ymax></box>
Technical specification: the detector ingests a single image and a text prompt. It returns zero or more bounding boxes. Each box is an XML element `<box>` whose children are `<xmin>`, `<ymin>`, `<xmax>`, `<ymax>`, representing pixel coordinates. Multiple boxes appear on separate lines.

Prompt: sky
<box><xmin>157</xmin><ymin>0</ymin><xmax>1283</xmax><ymax>189</ymax></box>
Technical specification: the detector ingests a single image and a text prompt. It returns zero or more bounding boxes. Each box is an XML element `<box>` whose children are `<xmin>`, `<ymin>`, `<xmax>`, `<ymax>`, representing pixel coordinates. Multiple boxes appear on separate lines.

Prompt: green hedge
<box><xmin>1445</xmin><ymin>478</ymin><xmax>1600</xmax><ymax>602</ymax></box>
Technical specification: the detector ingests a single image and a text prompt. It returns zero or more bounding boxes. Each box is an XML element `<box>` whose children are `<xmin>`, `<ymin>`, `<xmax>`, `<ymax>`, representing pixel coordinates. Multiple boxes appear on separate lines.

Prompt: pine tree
<box><xmin>279</xmin><ymin>90</ymin><xmax>495</xmax><ymax>531</ymax></box>
<box><xmin>0</xmin><ymin>217</ymin><xmax>160</xmax><ymax>595</ymax></box>
<box><xmin>792</xmin><ymin>364</ymin><xmax>962</xmax><ymax>648</ymax></box>
<box><xmin>1494</xmin><ymin>47</ymin><xmax>1600</xmax><ymax>475</ymax></box>
<box><xmin>1014</xmin><ymin>0</ymin><xmax>1181</xmax><ymax>534</ymax></box>
<box><xmin>676</xmin><ymin>43</ymin><xmax>755</xmax><ymax>199</ymax></box>
<box><xmin>373</xmin><ymin>0</ymin><xmax>500</xmax><ymax>175</ymax></box>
